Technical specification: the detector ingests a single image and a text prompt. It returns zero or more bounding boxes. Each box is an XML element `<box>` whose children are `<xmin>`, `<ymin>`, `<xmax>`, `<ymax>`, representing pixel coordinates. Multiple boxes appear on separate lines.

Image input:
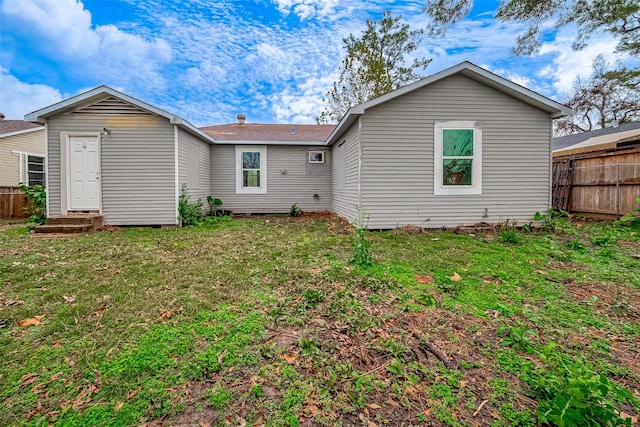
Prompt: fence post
<box><xmin>616</xmin><ymin>164</ymin><xmax>620</xmax><ymax>217</ymax></box>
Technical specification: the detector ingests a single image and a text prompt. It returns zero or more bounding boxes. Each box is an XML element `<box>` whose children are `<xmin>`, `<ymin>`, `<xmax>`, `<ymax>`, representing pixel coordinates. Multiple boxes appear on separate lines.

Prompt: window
<box><xmin>27</xmin><ymin>155</ymin><xmax>46</xmax><ymax>188</ymax></box>
<box><xmin>236</xmin><ymin>145</ymin><xmax>267</xmax><ymax>194</ymax></box>
<box><xmin>308</xmin><ymin>150</ymin><xmax>325</xmax><ymax>164</ymax></box>
<box><xmin>434</xmin><ymin>121</ymin><xmax>482</xmax><ymax>195</ymax></box>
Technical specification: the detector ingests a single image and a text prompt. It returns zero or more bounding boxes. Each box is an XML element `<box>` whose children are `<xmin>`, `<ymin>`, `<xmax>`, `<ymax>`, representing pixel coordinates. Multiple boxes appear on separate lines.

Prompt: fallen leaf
<box><xmin>490</xmin><ymin>411</ymin><xmax>500</xmax><ymax>419</ymax></box>
<box><xmin>620</xmin><ymin>412</ymin><xmax>639</xmax><ymax>424</ymax></box>
<box><xmin>368</xmin><ymin>422</ymin><xmax>377</xmax><ymax>427</ymax></box>
<box><xmin>449</xmin><ymin>272</ymin><xmax>462</xmax><ymax>282</ymax></box>
<box><xmin>459</xmin><ymin>380</ymin><xmax>469</xmax><ymax>388</ymax></box>
<box><xmin>126</xmin><ymin>388</ymin><xmax>141</xmax><ymax>401</ymax></box>
<box><xmin>19</xmin><ymin>315</ymin><xmax>44</xmax><ymax>327</ymax></box>
<box><xmin>21</xmin><ymin>373</ymin><xmax>39</xmax><ymax>387</ymax></box>
<box><xmin>366</xmin><ymin>403</ymin><xmax>382</xmax><ymax>410</ymax></box>
<box><xmin>484</xmin><ymin>309</ymin><xmax>501</xmax><ymax>319</ymax></box>
<box><xmin>63</xmin><ymin>295</ymin><xmax>76</xmax><ymax>303</ymax></box>
<box><xmin>415</xmin><ymin>274</ymin><xmax>433</xmax><ymax>284</ymax></box>
<box><xmin>158</xmin><ymin>309</ymin><xmax>173</xmax><ymax>321</ymax></box>
<box><xmin>533</xmin><ymin>269</ymin><xmax>548</xmax><ymax>275</ymax></box>
<box><xmin>92</xmin><ymin>304</ymin><xmax>108</xmax><ymax>316</ymax></box>
<box><xmin>305</xmin><ymin>405</ymin><xmax>319</xmax><ymax>417</ymax></box>
<box><xmin>280</xmin><ymin>352</ymin><xmax>297</xmax><ymax>364</ymax></box>
<box><xmin>527</xmin><ymin>260</ymin><xmax>539</xmax><ymax>264</ymax></box>
<box><xmin>114</xmin><ymin>401</ymin><xmax>124</xmax><ymax>412</ymax></box>
<box><xmin>424</xmin><ymin>408</ymin><xmax>432</xmax><ymax>417</ymax></box>
<box><xmin>4</xmin><ymin>299</ymin><xmax>25</xmax><ymax>306</ymax></box>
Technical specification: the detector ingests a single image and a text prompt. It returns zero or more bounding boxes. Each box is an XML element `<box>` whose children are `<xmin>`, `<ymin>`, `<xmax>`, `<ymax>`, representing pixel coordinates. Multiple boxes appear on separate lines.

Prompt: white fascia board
<box><xmin>216</xmin><ymin>139</ymin><xmax>328</xmax><ymax>146</ymax></box>
<box><xmin>0</xmin><ymin>126</ymin><xmax>45</xmax><ymax>138</ymax></box>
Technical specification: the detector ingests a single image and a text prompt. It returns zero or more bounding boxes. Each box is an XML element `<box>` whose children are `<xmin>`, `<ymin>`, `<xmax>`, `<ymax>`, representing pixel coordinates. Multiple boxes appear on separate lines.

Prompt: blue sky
<box><xmin>1</xmin><ymin>0</ymin><xmax>638</xmax><ymax>126</ymax></box>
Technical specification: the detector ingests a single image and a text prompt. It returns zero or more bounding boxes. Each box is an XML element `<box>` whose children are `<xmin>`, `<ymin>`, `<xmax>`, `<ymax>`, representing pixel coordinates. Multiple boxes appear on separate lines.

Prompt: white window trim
<box><xmin>308</xmin><ymin>150</ymin><xmax>325</xmax><ymax>164</ymax></box>
<box><xmin>434</xmin><ymin>121</ymin><xmax>482</xmax><ymax>196</ymax></box>
<box><xmin>27</xmin><ymin>155</ymin><xmax>46</xmax><ymax>187</ymax></box>
<box><xmin>235</xmin><ymin>145</ymin><xmax>267</xmax><ymax>194</ymax></box>
<box><xmin>11</xmin><ymin>150</ymin><xmax>46</xmax><ymax>185</ymax></box>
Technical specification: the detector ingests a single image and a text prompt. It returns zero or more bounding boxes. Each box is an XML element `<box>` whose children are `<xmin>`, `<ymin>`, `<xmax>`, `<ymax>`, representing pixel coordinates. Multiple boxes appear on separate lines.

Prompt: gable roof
<box><xmin>200</xmin><ymin>123</ymin><xmax>335</xmax><ymax>145</ymax></box>
<box><xmin>0</xmin><ymin>120</ymin><xmax>43</xmax><ymax>137</ymax></box>
<box><xmin>24</xmin><ymin>86</ymin><xmax>216</xmax><ymax>144</ymax></box>
<box><xmin>327</xmin><ymin>61</ymin><xmax>573</xmax><ymax>145</ymax></box>
<box><xmin>552</xmin><ymin>121</ymin><xmax>640</xmax><ymax>151</ymax></box>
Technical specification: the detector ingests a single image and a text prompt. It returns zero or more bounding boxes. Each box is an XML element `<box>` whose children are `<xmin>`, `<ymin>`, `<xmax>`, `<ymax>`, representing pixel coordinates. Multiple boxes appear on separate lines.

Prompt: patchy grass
<box><xmin>0</xmin><ymin>215</ymin><xmax>639</xmax><ymax>426</ymax></box>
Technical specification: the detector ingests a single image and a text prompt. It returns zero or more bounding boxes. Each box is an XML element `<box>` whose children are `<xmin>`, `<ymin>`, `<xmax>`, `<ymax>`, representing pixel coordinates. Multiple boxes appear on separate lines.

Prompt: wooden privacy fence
<box><xmin>553</xmin><ymin>149</ymin><xmax>640</xmax><ymax>216</ymax></box>
<box><xmin>0</xmin><ymin>187</ymin><xmax>28</xmax><ymax>219</ymax></box>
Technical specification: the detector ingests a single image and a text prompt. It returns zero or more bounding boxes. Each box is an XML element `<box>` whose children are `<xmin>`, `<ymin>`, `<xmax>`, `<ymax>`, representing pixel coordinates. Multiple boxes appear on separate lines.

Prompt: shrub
<box><xmin>178</xmin><ymin>185</ymin><xmax>204</xmax><ymax>226</ymax></box>
<box><xmin>289</xmin><ymin>203</ymin><xmax>302</xmax><ymax>217</ymax></box>
<box><xmin>18</xmin><ymin>183</ymin><xmax>46</xmax><ymax>225</ymax></box>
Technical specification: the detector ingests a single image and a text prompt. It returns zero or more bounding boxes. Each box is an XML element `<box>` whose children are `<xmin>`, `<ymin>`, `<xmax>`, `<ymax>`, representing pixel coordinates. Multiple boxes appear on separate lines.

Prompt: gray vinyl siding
<box><xmin>178</xmin><ymin>128</ymin><xmax>211</xmax><ymax>206</ymax></box>
<box><xmin>47</xmin><ymin>112</ymin><xmax>176</xmax><ymax>225</ymax></box>
<box><xmin>331</xmin><ymin>122</ymin><xmax>360</xmax><ymax>221</ymax></box>
<box><xmin>210</xmin><ymin>144</ymin><xmax>331</xmax><ymax>213</ymax></box>
<box><xmin>359</xmin><ymin>74</ymin><xmax>552</xmax><ymax>229</ymax></box>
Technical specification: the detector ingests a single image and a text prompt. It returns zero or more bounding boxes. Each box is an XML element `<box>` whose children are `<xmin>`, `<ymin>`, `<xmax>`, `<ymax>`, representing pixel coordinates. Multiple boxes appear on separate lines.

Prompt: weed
<box><xmin>567</xmin><ymin>238</ymin><xmax>585</xmax><ymax>251</ymax></box>
<box><xmin>497</xmin><ymin>323</ymin><xmax>537</xmax><ymax>353</ymax></box>
<box><xmin>534</xmin><ymin>209</ymin><xmax>569</xmax><ymax>233</ymax></box>
<box><xmin>289</xmin><ymin>203</ymin><xmax>302</xmax><ymax>217</ymax></box>
<box><xmin>529</xmin><ymin>349</ymin><xmax>636</xmax><ymax>427</ymax></box>
<box><xmin>18</xmin><ymin>182</ymin><xmax>46</xmax><ymax>224</ymax></box>
<box><xmin>206</xmin><ymin>196</ymin><xmax>223</xmax><ymax>216</ymax></box>
<box><xmin>499</xmin><ymin>228</ymin><xmax>522</xmax><ymax>244</ymax></box>
<box><xmin>349</xmin><ymin>207</ymin><xmax>373</xmax><ymax>267</ymax></box>
<box><xmin>178</xmin><ymin>184</ymin><xmax>204</xmax><ymax>226</ymax></box>
<box><xmin>300</xmin><ymin>289</ymin><xmax>323</xmax><ymax>309</ymax></box>
<box><xmin>207</xmin><ymin>387</ymin><xmax>232</xmax><ymax>409</ymax></box>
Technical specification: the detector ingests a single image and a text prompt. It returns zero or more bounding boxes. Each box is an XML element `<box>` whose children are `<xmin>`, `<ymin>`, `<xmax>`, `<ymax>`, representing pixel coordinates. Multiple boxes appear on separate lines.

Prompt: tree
<box><xmin>555</xmin><ymin>55</ymin><xmax>640</xmax><ymax>134</ymax></box>
<box><xmin>319</xmin><ymin>11</ymin><xmax>431</xmax><ymax>123</ymax></box>
<box><xmin>424</xmin><ymin>0</ymin><xmax>640</xmax><ymax>56</ymax></box>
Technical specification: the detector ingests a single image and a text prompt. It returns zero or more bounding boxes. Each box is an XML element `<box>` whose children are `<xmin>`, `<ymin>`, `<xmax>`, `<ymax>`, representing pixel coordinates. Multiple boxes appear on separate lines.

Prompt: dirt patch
<box><xmin>565</xmin><ymin>281</ymin><xmax>640</xmax><ymax>320</ymax></box>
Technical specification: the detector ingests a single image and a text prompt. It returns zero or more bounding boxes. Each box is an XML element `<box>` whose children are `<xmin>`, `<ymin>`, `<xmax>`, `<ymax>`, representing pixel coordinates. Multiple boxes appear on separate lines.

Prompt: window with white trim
<box><xmin>27</xmin><ymin>155</ymin><xmax>46</xmax><ymax>187</ymax></box>
<box><xmin>236</xmin><ymin>145</ymin><xmax>267</xmax><ymax>194</ymax></box>
<box><xmin>434</xmin><ymin>121</ymin><xmax>482</xmax><ymax>195</ymax></box>
<box><xmin>308</xmin><ymin>150</ymin><xmax>325</xmax><ymax>164</ymax></box>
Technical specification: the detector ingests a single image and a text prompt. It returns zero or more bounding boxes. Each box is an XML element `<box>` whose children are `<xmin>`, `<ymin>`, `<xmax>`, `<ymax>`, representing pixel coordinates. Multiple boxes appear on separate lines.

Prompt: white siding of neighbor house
<box><xmin>47</xmin><ymin>99</ymin><xmax>177</xmax><ymax>225</ymax></box>
<box><xmin>331</xmin><ymin>122</ymin><xmax>360</xmax><ymax>222</ymax></box>
<box><xmin>358</xmin><ymin>74</ymin><xmax>552</xmax><ymax>229</ymax></box>
<box><xmin>178</xmin><ymin>128</ymin><xmax>211</xmax><ymax>206</ymax></box>
<box><xmin>210</xmin><ymin>144</ymin><xmax>331</xmax><ymax>213</ymax></box>
<box><xmin>0</xmin><ymin>129</ymin><xmax>45</xmax><ymax>187</ymax></box>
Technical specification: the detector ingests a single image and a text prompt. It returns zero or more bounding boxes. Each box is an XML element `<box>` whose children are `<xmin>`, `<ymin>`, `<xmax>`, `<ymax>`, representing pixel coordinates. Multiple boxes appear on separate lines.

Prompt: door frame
<box><xmin>64</xmin><ymin>132</ymin><xmax>102</xmax><ymax>213</ymax></box>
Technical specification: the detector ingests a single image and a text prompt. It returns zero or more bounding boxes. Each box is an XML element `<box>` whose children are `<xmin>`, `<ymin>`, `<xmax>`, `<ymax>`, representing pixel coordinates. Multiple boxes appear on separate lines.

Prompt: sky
<box><xmin>0</xmin><ymin>0</ymin><xmax>638</xmax><ymax>127</ymax></box>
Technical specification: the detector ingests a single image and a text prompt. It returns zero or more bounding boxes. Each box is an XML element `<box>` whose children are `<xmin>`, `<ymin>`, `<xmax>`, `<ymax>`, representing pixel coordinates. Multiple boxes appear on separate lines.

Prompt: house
<box><xmin>552</xmin><ymin>124</ymin><xmax>640</xmax><ymax>216</ymax></box>
<box><xmin>201</xmin><ymin>122</ymin><xmax>334</xmax><ymax>214</ymax></box>
<box><xmin>25</xmin><ymin>62</ymin><xmax>571</xmax><ymax>229</ymax></box>
<box><xmin>24</xmin><ymin>89</ymin><xmax>215</xmax><ymax>226</ymax></box>
<box><xmin>0</xmin><ymin>114</ymin><xmax>45</xmax><ymax>187</ymax></box>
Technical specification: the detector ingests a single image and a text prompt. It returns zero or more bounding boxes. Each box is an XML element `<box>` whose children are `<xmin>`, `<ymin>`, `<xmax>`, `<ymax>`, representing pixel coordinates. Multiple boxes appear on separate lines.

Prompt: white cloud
<box><xmin>0</xmin><ymin>69</ymin><xmax>62</xmax><ymax>119</ymax></box>
<box><xmin>537</xmin><ymin>31</ymin><xmax>640</xmax><ymax>95</ymax></box>
<box><xmin>1</xmin><ymin>0</ymin><xmax>171</xmax><ymax>89</ymax></box>
<box><xmin>271</xmin><ymin>0</ymin><xmax>341</xmax><ymax>20</ymax></box>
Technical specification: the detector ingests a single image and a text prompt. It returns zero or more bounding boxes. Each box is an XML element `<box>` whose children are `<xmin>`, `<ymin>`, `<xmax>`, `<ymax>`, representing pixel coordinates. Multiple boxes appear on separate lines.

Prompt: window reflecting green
<box><xmin>443</xmin><ymin>129</ymin><xmax>473</xmax><ymax>156</ymax></box>
<box><xmin>443</xmin><ymin>159</ymin><xmax>472</xmax><ymax>185</ymax></box>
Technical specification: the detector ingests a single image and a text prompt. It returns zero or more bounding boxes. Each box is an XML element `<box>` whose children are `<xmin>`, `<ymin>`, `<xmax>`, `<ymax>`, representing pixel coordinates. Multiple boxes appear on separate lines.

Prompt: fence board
<box><xmin>553</xmin><ymin>148</ymin><xmax>640</xmax><ymax>216</ymax></box>
<box><xmin>0</xmin><ymin>187</ymin><xmax>28</xmax><ymax>219</ymax></box>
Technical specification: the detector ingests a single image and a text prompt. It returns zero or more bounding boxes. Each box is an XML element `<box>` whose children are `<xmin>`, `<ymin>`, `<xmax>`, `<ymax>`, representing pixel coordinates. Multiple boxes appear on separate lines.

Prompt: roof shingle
<box><xmin>0</xmin><ymin>120</ymin><xmax>43</xmax><ymax>135</ymax></box>
<box><xmin>200</xmin><ymin>123</ymin><xmax>335</xmax><ymax>143</ymax></box>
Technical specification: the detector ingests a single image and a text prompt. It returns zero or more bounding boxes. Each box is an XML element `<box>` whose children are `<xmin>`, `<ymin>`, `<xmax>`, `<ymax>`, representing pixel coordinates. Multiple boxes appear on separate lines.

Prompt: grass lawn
<box><xmin>0</xmin><ymin>214</ymin><xmax>639</xmax><ymax>426</ymax></box>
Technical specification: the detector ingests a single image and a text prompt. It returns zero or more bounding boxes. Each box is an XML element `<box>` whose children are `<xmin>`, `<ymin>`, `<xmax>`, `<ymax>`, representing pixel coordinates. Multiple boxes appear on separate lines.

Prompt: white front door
<box><xmin>69</xmin><ymin>136</ymin><xmax>100</xmax><ymax>210</ymax></box>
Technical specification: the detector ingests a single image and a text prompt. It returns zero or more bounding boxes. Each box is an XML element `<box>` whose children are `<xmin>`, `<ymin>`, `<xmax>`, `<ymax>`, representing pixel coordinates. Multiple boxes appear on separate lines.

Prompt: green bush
<box><xmin>178</xmin><ymin>185</ymin><xmax>204</xmax><ymax>226</ymax></box>
<box><xmin>18</xmin><ymin>183</ymin><xmax>46</xmax><ymax>225</ymax></box>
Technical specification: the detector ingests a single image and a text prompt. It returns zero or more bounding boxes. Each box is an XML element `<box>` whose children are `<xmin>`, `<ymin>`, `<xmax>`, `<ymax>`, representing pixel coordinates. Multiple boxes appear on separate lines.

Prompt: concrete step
<box><xmin>36</xmin><ymin>214</ymin><xmax>103</xmax><ymax>234</ymax></box>
<box><xmin>35</xmin><ymin>224</ymin><xmax>93</xmax><ymax>234</ymax></box>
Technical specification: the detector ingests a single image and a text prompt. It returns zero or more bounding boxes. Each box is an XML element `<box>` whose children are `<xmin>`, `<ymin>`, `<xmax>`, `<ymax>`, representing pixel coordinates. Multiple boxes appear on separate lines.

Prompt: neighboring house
<box><xmin>0</xmin><ymin>115</ymin><xmax>45</xmax><ymax>187</ymax></box>
<box><xmin>552</xmin><ymin>121</ymin><xmax>640</xmax><ymax>152</ymax></box>
<box><xmin>25</xmin><ymin>62</ymin><xmax>571</xmax><ymax>228</ymax></box>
